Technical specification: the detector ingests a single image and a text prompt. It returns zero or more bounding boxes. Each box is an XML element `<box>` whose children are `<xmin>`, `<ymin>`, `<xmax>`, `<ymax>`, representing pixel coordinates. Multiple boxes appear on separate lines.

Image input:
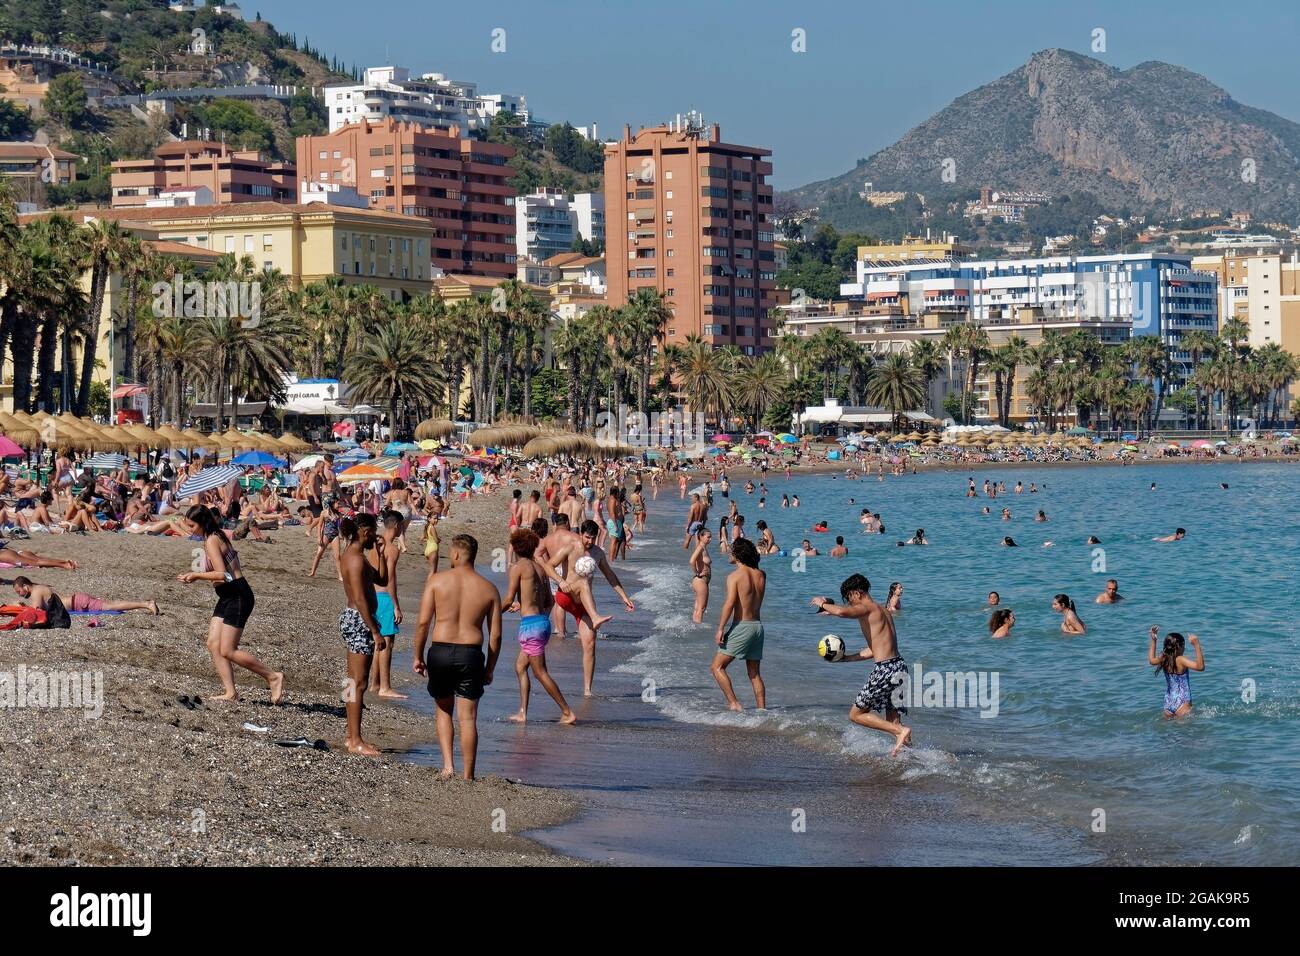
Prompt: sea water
<box><xmin>614</xmin><ymin>461</ymin><xmax>1299</xmax><ymax>865</ymax></box>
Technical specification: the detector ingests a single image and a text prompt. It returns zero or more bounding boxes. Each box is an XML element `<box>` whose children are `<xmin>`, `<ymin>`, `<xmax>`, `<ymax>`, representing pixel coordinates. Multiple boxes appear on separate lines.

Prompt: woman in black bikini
<box><xmin>177</xmin><ymin>505</ymin><xmax>283</xmax><ymax>704</ymax></box>
<box><xmin>689</xmin><ymin>528</ymin><xmax>713</xmax><ymax>623</ymax></box>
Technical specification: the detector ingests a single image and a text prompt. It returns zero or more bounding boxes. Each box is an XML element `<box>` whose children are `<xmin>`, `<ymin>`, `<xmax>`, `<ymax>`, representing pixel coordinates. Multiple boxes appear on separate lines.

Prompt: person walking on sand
<box><xmin>504</xmin><ymin>528</ymin><xmax>575</xmax><ymax>725</ymax></box>
<box><xmin>811</xmin><ymin>574</ymin><xmax>912</xmax><ymax>756</ymax></box>
<box><xmin>710</xmin><ymin>538</ymin><xmax>767</xmax><ymax>711</ymax></box>
<box><xmin>338</xmin><ymin>514</ymin><xmax>388</xmax><ymax>755</ymax></box>
<box><xmin>176</xmin><ymin>505</ymin><xmax>283</xmax><ymax>706</ymax></box>
<box><xmin>1147</xmin><ymin>625</ymin><xmax>1205</xmax><ymax>718</ymax></box>
<box><xmin>367</xmin><ymin>510</ymin><xmax>407</xmax><ymax>700</ymax></box>
<box><xmin>411</xmin><ymin>534</ymin><xmax>502</xmax><ymax>780</ymax></box>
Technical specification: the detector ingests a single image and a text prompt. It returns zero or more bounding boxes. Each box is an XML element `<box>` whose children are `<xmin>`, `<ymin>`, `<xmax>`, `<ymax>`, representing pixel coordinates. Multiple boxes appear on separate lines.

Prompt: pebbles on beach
<box><xmin>0</xmin><ymin>496</ymin><xmax>579</xmax><ymax>867</ymax></box>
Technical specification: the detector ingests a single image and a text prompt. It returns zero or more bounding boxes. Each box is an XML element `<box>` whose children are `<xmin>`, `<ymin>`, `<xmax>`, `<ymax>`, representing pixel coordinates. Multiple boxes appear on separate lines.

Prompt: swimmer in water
<box><xmin>1035</xmin><ymin>510</ymin><xmax>1048</xmax><ymax>522</ymax></box>
<box><xmin>830</xmin><ymin>535</ymin><xmax>848</xmax><ymax>558</ymax></box>
<box><xmin>1147</xmin><ymin>625</ymin><xmax>1204</xmax><ymax>718</ymax></box>
<box><xmin>1153</xmin><ymin>528</ymin><xmax>1186</xmax><ymax>542</ymax></box>
<box><xmin>1052</xmin><ymin>594</ymin><xmax>1086</xmax><ymax>634</ymax></box>
<box><xmin>1095</xmin><ymin>578</ymin><xmax>1124</xmax><ymax>604</ymax></box>
<box><xmin>885</xmin><ymin>581</ymin><xmax>902</xmax><ymax>612</ymax></box>
<box><xmin>1001</xmin><ymin>536</ymin><xmax>1018</xmax><ymax>547</ymax></box>
<box><xmin>987</xmin><ymin>591</ymin><xmax>1001</xmax><ymax>606</ymax></box>
<box><xmin>798</xmin><ymin>538</ymin><xmax>819</xmax><ymax>557</ymax></box>
<box><xmin>989</xmin><ymin>608</ymin><xmax>1015</xmax><ymax>639</ymax></box>
<box><xmin>1001</xmin><ymin>508</ymin><xmax>1012</xmax><ymax>521</ymax></box>
<box><xmin>1087</xmin><ymin>535</ymin><xmax>1101</xmax><ymax>545</ymax></box>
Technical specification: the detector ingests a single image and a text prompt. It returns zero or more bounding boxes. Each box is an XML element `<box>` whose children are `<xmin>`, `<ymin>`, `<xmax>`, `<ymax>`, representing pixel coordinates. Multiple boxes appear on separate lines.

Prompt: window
<box><xmin>224</xmin><ymin>236</ymin><xmax>235</xmax><ymax>253</ymax></box>
<box><xmin>333</xmin><ymin>150</ymin><xmax>341</xmax><ymax>159</ymax></box>
<box><xmin>665</xmin><ymin>171</ymin><xmax>673</xmax><ymax>180</ymax></box>
<box><xmin>665</xmin><ymin>190</ymin><xmax>673</xmax><ymax>200</ymax></box>
<box><xmin>665</xmin><ymin>229</ymin><xmax>673</xmax><ymax>238</ymax></box>
<box><xmin>263</xmin><ymin>233</ymin><xmax>273</xmax><ymax>249</ymax></box>
<box><xmin>319</xmin><ymin>151</ymin><xmax>327</xmax><ymax>160</ymax></box>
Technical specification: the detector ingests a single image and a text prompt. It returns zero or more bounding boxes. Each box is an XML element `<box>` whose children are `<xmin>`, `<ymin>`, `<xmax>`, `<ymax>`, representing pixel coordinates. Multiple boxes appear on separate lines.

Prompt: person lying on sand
<box><xmin>12</xmin><ymin>576</ymin><xmax>159</xmax><ymax>615</ymax></box>
<box><xmin>0</xmin><ymin>544</ymin><xmax>76</xmax><ymax>569</ymax></box>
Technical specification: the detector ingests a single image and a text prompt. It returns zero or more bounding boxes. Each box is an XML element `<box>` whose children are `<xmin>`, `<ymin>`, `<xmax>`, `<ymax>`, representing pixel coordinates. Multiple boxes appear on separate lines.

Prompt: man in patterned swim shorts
<box><xmin>338</xmin><ymin>513</ymin><xmax>386</xmax><ymax>757</ymax></box>
<box><xmin>810</xmin><ymin>573</ymin><xmax>913</xmax><ymax>756</ymax></box>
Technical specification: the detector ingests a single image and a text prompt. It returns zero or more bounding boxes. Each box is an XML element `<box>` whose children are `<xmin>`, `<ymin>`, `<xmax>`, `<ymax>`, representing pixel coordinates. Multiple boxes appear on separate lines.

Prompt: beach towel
<box><xmin>0</xmin><ymin>605</ymin><xmax>46</xmax><ymax>630</ymax></box>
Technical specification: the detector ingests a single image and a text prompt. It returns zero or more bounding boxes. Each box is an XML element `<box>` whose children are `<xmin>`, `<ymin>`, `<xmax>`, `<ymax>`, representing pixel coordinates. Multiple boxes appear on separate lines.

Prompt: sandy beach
<box><xmin>0</xmin><ymin>492</ymin><xmax>581</xmax><ymax>866</ymax></box>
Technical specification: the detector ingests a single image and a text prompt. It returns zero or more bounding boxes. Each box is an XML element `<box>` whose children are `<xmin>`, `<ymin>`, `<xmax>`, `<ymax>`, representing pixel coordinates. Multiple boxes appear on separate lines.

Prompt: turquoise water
<box><xmin>617</xmin><ymin>461</ymin><xmax>1300</xmax><ymax>865</ymax></box>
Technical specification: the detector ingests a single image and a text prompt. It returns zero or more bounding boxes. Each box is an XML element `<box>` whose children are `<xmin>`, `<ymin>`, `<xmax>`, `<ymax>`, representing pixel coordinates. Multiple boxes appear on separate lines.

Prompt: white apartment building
<box><xmin>325</xmin><ymin>66</ymin><xmax>528</xmax><ymax>135</ymax></box>
<box><xmin>570</xmin><ymin>191</ymin><xmax>604</xmax><ymax>245</ymax></box>
<box><xmin>514</xmin><ymin>189</ymin><xmax>604</xmax><ymax>262</ymax></box>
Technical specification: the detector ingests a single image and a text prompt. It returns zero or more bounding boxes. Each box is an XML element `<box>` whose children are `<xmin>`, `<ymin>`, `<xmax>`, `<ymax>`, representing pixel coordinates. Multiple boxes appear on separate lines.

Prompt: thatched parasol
<box><xmin>414</xmin><ymin>419</ymin><xmax>456</xmax><ymax>441</ymax></box>
<box><xmin>221</xmin><ymin>428</ymin><xmax>260</xmax><ymax>451</ymax></box>
<box><xmin>277</xmin><ymin>431</ymin><xmax>312</xmax><ymax>453</ymax></box>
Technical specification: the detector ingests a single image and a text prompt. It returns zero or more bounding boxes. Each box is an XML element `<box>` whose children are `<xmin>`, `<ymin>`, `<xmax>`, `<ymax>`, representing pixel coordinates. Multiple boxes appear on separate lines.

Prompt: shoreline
<box><xmin>0</xmin><ymin>494</ymin><xmax>583</xmax><ymax>867</ymax></box>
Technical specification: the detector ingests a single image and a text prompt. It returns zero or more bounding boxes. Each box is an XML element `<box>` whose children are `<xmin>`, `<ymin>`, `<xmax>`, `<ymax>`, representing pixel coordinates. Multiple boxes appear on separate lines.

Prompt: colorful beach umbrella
<box><xmin>178</xmin><ymin>463</ymin><xmax>245</xmax><ymax>498</ymax></box>
<box><xmin>337</xmin><ymin>463</ymin><xmax>394</xmax><ymax>485</ymax></box>
<box><xmin>232</xmin><ymin>450</ymin><xmax>286</xmax><ymax>468</ymax></box>
<box><xmin>777</xmin><ymin>433</ymin><xmax>797</xmax><ymax>444</ymax></box>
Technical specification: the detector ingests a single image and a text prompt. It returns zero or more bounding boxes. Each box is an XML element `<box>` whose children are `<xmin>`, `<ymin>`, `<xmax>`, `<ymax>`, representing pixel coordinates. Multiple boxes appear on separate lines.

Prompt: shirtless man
<box><xmin>711</xmin><ymin>538</ymin><xmax>767</xmax><ymax>711</ymax></box>
<box><xmin>1153</xmin><ymin>528</ymin><xmax>1186</xmax><ymax>542</ymax></box>
<box><xmin>12</xmin><ymin>576</ymin><xmax>158</xmax><ymax>615</ymax></box>
<box><xmin>559</xmin><ymin>487</ymin><xmax>585</xmax><ymax>530</ymax></box>
<box><xmin>367</xmin><ymin>510</ymin><xmax>407</xmax><ymax>700</ymax></box>
<box><xmin>518</xmin><ymin>489</ymin><xmax>543</xmax><ymax>533</ymax></box>
<box><xmin>539</xmin><ymin>512</ymin><xmax>582</xmax><ymax>641</ymax></box>
<box><xmin>338</xmin><ymin>514</ymin><xmax>388</xmax><ymax>756</ymax></box>
<box><xmin>830</xmin><ymin>536</ymin><xmax>849</xmax><ymax>558</ymax></box>
<box><xmin>682</xmin><ymin>493</ymin><xmax>709</xmax><ymax>549</ymax></box>
<box><xmin>412</xmin><ymin>534</ymin><xmax>502</xmax><ymax>780</ymax></box>
<box><xmin>1095</xmin><ymin>578</ymin><xmax>1124</xmax><ymax>604</ymax></box>
<box><xmin>504</xmin><ymin>528</ymin><xmax>575</xmax><ymax>724</ymax></box>
<box><xmin>543</xmin><ymin>519</ymin><xmax>635</xmax><ymax>697</ymax></box>
<box><xmin>811</xmin><ymin>574</ymin><xmax>912</xmax><ymax>756</ymax></box>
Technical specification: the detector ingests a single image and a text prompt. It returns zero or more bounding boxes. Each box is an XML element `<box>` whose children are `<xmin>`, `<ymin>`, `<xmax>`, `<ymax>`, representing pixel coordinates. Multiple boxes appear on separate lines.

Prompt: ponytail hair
<box><xmin>989</xmin><ymin>609</ymin><xmax>1013</xmax><ymax>633</ymax></box>
<box><xmin>1154</xmin><ymin>632</ymin><xmax>1186</xmax><ymax>674</ymax></box>
<box><xmin>338</xmin><ymin>516</ymin><xmax>358</xmax><ymax>543</ymax></box>
<box><xmin>1053</xmin><ymin>593</ymin><xmax>1075</xmax><ymax>612</ymax></box>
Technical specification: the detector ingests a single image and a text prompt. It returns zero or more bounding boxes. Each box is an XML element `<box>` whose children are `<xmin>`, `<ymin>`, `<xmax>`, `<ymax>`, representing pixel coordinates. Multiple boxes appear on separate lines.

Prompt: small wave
<box><xmin>1234</xmin><ymin>825</ymin><xmax>1254</xmax><ymax>845</ymax></box>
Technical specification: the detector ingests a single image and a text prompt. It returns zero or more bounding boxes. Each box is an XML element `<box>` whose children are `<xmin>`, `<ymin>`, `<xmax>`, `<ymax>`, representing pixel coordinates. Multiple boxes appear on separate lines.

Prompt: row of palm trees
<box><xmin>772</xmin><ymin>321</ymin><xmax>1299</xmax><ymax>434</ymax></box>
<box><xmin>4</xmin><ymin>183</ymin><xmax>1296</xmax><ymax>438</ymax></box>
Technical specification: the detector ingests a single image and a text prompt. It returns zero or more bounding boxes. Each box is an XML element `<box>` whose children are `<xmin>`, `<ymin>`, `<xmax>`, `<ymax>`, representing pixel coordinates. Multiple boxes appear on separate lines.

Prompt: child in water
<box><xmin>1147</xmin><ymin>626</ymin><xmax>1204</xmax><ymax>717</ymax></box>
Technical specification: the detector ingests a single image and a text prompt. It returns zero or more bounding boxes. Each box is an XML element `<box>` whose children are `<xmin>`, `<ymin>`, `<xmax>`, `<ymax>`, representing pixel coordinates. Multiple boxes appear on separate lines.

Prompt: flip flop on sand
<box><xmin>274</xmin><ymin>738</ymin><xmax>329</xmax><ymax>751</ymax></box>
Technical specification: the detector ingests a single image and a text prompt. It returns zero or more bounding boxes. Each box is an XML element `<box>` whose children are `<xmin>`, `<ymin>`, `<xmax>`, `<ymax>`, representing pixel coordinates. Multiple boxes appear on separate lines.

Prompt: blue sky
<box><xmin>247</xmin><ymin>0</ymin><xmax>1299</xmax><ymax>189</ymax></box>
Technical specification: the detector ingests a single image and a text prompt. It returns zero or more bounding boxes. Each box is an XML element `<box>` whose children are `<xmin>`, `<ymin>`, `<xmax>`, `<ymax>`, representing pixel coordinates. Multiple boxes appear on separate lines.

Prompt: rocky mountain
<box><xmin>786</xmin><ymin>49</ymin><xmax>1300</xmax><ymax>228</ymax></box>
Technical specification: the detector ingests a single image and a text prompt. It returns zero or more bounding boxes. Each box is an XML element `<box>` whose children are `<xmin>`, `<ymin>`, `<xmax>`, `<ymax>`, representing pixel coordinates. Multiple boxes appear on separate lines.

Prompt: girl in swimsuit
<box><xmin>886</xmin><ymin>582</ymin><xmax>903</xmax><ymax>613</ymax></box>
<box><xmin>989</xmin><ymin>608</ymin><xmax>1015</xmax><ymax>639</ymax></box>
<box><xmin>1147</xmin><ymin>626</ymin><xmax>1204</xmax><ymax>718</ymax></box>
<box><xmin>176</xmin><ymin>505</ymin><xmax>283</xmax><ymax>705</ymax></box>
<box><xmin>308</xmin><ymin>500</ymin><xmax>343</xmax><ymax>579</ymax></box>
<box><xmin>689</xmin><ymin>528</ymin><xmax>713</xmax><ymax>623</ymax></box>
<box><xmin>1052</xmin><ymin>593</ymin><xmax>1086</xmax><ymax>634</ymax></box>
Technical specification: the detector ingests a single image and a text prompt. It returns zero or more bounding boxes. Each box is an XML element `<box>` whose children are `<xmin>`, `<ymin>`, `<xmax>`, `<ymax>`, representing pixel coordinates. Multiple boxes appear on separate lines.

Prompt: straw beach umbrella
<box><xmin>415</xmin><ymin>419</ymin><xmax>456</xmax><ymax>441</ymax></box>
<box><xmin>277</xmin><ymin>431</ymin><xmax>312</xmax><ymax>453</ymax></box>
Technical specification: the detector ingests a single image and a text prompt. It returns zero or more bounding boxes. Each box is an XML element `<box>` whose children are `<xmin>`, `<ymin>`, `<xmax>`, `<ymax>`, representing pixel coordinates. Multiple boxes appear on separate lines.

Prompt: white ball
<box><xmin>818</xmin><ymin>634</ymin><xmax>846</xmax><ymax>662</ymax></box>
<box><xmin>574</xmin><ymin>555</ymin><xmax>597</xmax><ymax>578</ymax></box>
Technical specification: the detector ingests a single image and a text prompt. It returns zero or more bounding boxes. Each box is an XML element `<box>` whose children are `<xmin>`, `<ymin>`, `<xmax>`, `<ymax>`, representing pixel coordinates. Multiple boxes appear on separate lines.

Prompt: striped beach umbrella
<box><xmin>178</xmin><ymin>463</ymin><xmax>245</xmax><ymax>498</ymax></box>
<box><xmin>83</xmin><ymin>452</ymin><xmax>129</xmax><ymax>470</ymax></box>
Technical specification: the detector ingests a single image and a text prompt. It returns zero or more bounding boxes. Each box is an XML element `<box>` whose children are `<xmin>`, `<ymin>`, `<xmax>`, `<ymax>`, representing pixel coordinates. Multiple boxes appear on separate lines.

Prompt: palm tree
<box><xmin>810</xmin><ymin>326</ymin><xmax>852</xmax><ymax>402</ymax></box>
<box><xmin>908</xmin><ymin>338</ymin><xmax>943</xmax><ymax>415</ymax></box>
<box><xmin>984</xmin><ymin>349</ymin><xmax>1014</xmax><ymax>428</ymax></box>
<box><xmin>963</xmin><ymin>324</ymin><xmax>991</xmax><ymax>423</ymax></box>
<box><xmin>730</xmin><ymin>353</ymin><xmax>788</xmax><ymax>431</ymax></box>
<box><xmin>553</xmin><ymin>313</ymin><xmax>602</xmax><ymax>430</ymax></box>
<box><xmin>941</xmin><ymin>324</ymin><xmax>971</xmax><ymax>421</ymax></box>
<box><xmin>676</xmin><ymin>336</ymin><xmax>733</xmax><ymax>426</ymax></box>
<box><xmin>76</xmin><ymin>218</ymin><xmax>132</xmax><ymax>415</ymax></box>
<box><xmin>626</xmin><ymin>287</ymin><xmax>671</xmax><ymax>417</ymax></box>
<box><xmin>866</xmin><ymin>352</ymin><xmax>925</xmax><ymax>431</ymax></box>
<box><xmin>1179</xmin><ymin>328</ymin><xmax>1217</xmax><ymax>429</ymax></box>
<box><xmin>844</xmin><ymin>343</ymin><xmax>875</xmax><ymax>405</ymax></box>
<box><xmin>1000</xmin><ymin>335</ymin><xmax>1028</xmax><ymax>428</ymax></box>
<box><xmin>345</xmin><ymin>316</ymin><xmax>442</xmax><ymax>437</ymax></box>
<box><xmin>514</xmin><ymin>294</ymin><xmax>550</xmax><ymax>420</ymax></box>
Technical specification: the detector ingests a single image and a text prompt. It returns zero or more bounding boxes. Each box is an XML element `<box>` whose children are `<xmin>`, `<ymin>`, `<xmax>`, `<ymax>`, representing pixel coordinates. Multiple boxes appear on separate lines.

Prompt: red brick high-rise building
<box><xmin>297</xmin><ymin>117</ymin><xmax>515</xmax><ymax>278</ymax></box>
<box><xmin>604</xmin><ymin>117</ymin><xmax>776</xmax><ymax>353</ymax></box>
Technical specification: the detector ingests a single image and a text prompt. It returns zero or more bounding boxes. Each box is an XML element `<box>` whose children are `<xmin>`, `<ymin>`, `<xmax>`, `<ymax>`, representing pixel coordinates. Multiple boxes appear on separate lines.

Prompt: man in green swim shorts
<box><xmin>711</xmin><ymin>537</ymin><xmax>767</xmax><ymax>711</ymax></box>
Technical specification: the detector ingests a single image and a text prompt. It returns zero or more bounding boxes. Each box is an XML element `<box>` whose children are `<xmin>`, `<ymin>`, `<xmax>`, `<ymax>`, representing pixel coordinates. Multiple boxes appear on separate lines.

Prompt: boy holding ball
<box><xmin>812</xmin><ymin>574</ymin><xmax>912</xmax><ymax>756</ymax></box>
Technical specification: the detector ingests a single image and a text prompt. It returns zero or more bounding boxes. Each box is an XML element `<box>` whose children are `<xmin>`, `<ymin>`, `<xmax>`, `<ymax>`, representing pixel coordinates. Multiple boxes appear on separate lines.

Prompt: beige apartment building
<box><xmin>296</xmin><ymin>117</ymin><xmax>516</xmax><ymax>279</ymax></box>
<box><xmin>111</xmin><ymin>141</ymin><xmax>297</xmax><ymax>208</ymax></box>
<box><xmin>603</xmin><ymin>117</ymin><xmax>776</xmax><ymax>353</ymax></box>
